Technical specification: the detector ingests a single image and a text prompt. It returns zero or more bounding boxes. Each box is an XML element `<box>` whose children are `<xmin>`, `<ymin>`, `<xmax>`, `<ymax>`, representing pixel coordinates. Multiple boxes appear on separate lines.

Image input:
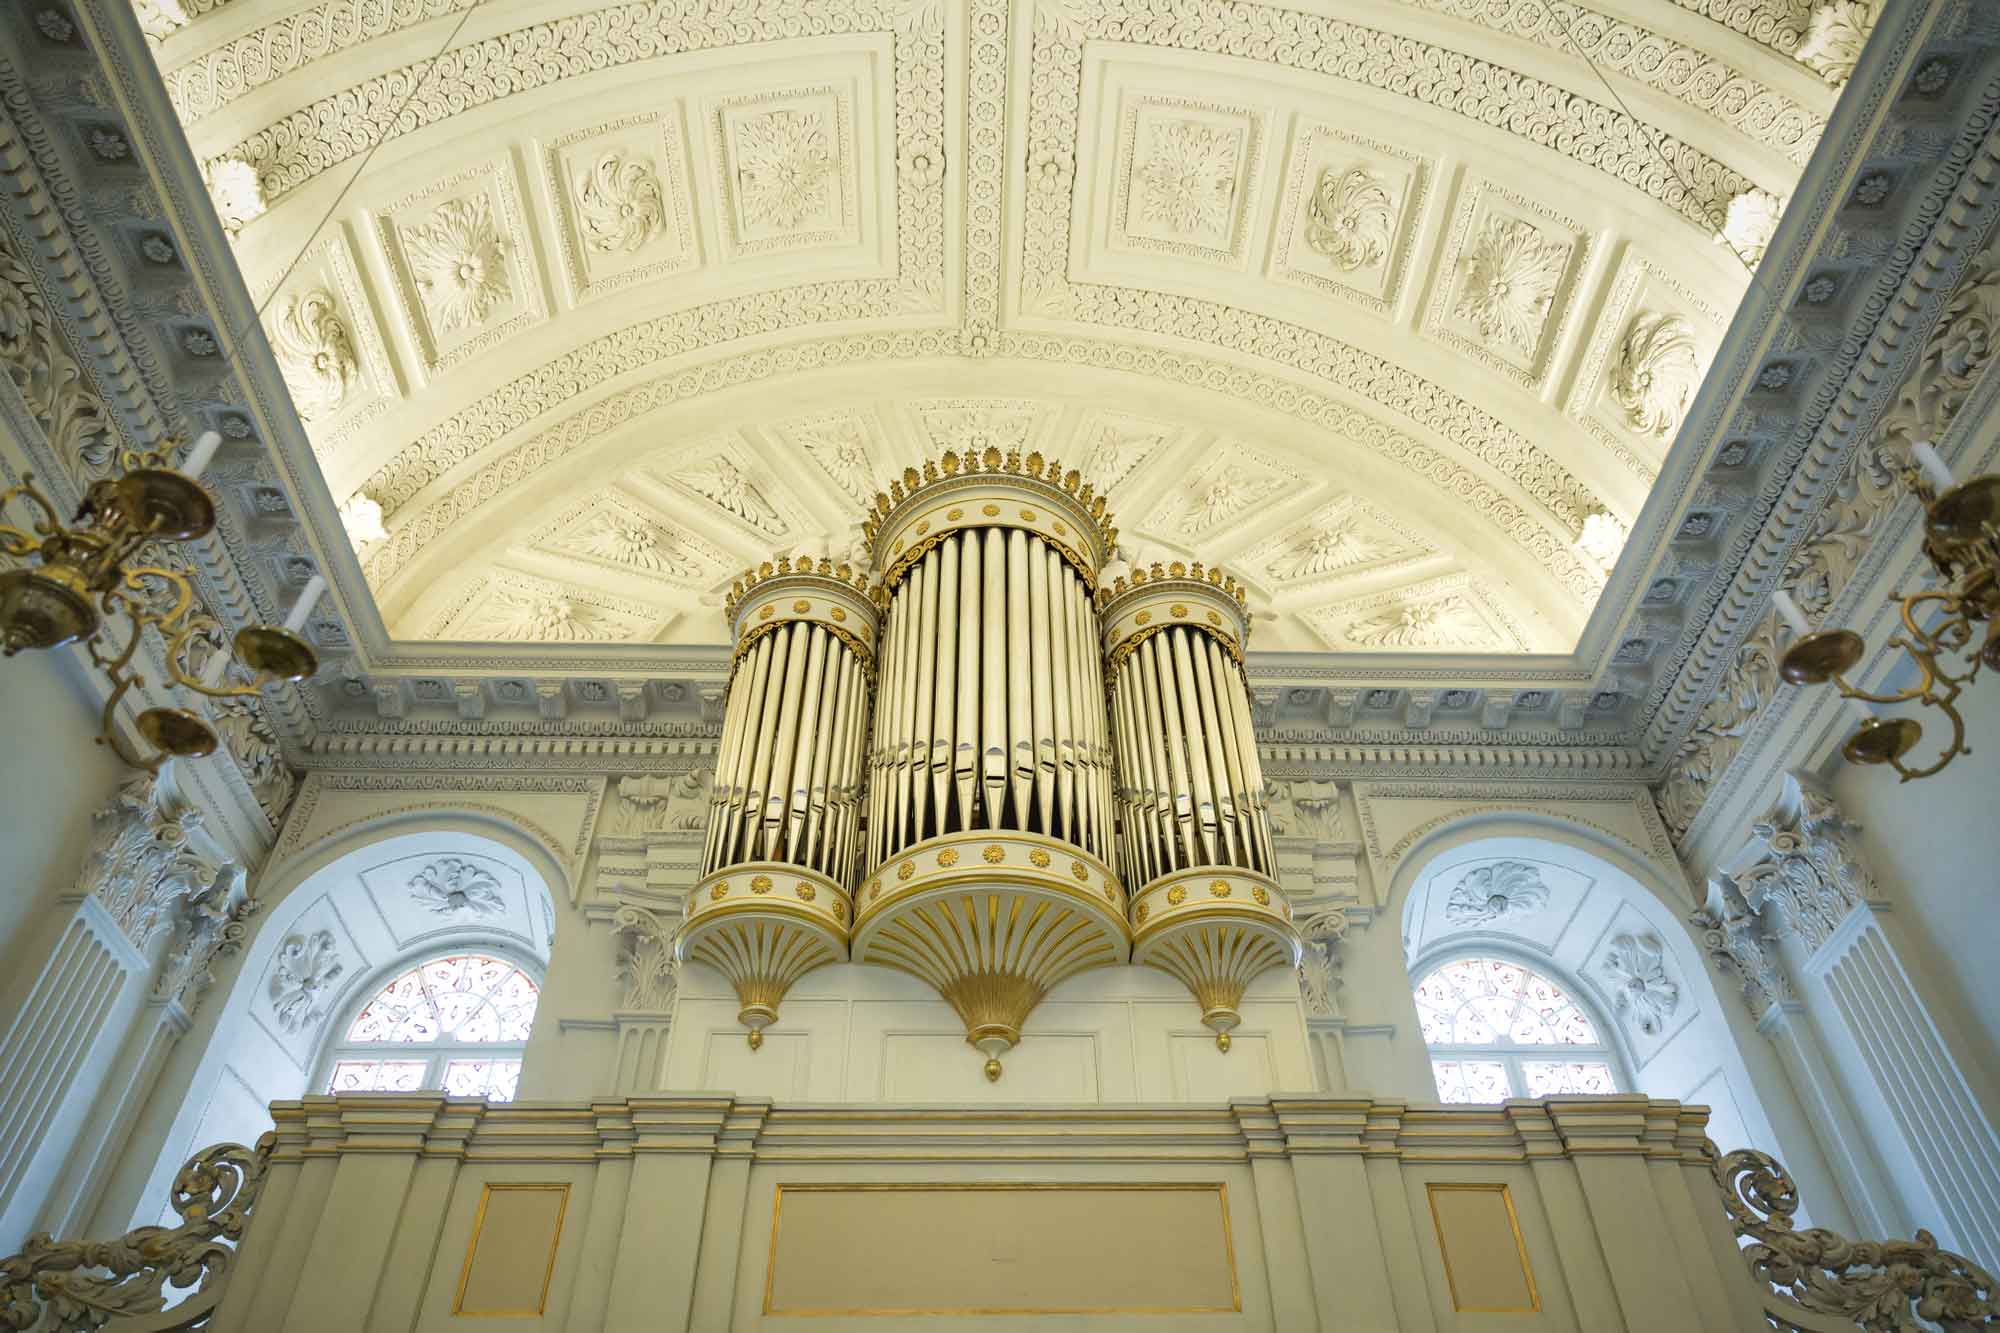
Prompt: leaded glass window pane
<box><xmin>325</xmin><ymin>953</ymin><xmax>539</xmax><ymax>1103</ymax></box>
<box><xmin>1414</xmin><ymin>955</ymin><xmax>1622</xmax><ymax>1103</ymax></box>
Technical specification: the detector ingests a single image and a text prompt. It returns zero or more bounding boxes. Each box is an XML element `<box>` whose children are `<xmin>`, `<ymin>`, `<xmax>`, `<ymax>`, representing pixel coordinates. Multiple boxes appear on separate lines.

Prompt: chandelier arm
<box><xmin>1885</xmin><ymin>689</ymin><xmax>1971</xmax><ymax>782</ymax></box>
<box><xmin>160</xmin><ymin>617</ymin><xmax>262</xmax><ymax>701</ymax></box>
<box><xmin>0</xmin><ymin>476</ymin><xmax>62</xmax><ymax>540</ymax></box>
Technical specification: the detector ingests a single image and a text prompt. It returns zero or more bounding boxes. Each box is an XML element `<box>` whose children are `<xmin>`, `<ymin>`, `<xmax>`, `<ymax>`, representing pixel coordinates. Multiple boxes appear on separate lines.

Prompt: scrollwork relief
<box><xmin>1610</xmin><ymin>312</ymin><xmax>1702</xmax><ymax>440</ymax></box>
<box><xmin>269</xmin><ymin>287</ymin><xmax>360</xmax><ymax>422</ymax></box>
<box><xmin>574</xmin><ymin>149</ymin><xmax>666</xmax><ymax>254</ymax></box>
<box><xmin>1714</xmin><ymin>1146</ymin><xmax>2000</xmax><ymax>1331</ymax></box>
<box><xmin>0</xmin><ymin>1135</ymin><xmax>275</xmax><ymax>1331</ymax></box>
<box><xmin>1304</xmin><ymin>166</ymin><xmax>1396</xmax><ymax>271</ymax></box>
<box><xmin>1297</xmin><ymin>905</ymin><xmax>1350</xmax><ymax>1018</ymax></box>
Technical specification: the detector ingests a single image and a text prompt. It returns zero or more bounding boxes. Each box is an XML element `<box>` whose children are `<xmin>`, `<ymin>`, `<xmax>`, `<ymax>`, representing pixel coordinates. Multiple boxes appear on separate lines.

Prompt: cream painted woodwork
<box><xmin>143</xmin><ymin>0</ymin><xmax>1826</xmax><ymax>651</ymax></box>
<box><xmin>210</xmin><ymin>1093</ymin><xmax>1786</xmax><ymax>1332</ymax></box>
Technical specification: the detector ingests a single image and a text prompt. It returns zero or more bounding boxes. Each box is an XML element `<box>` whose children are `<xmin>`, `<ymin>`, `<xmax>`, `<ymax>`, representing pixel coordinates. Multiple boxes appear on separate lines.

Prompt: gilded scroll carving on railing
<box><xmin>0</xmin><ymin>1134</ymin><xmax>273</xmax><ymax>1331</ymax></box>
<box><xmin>1714</xmin><ymin>1146</ymin><xmax>2000</xmax><ymax>1332</ymax></box>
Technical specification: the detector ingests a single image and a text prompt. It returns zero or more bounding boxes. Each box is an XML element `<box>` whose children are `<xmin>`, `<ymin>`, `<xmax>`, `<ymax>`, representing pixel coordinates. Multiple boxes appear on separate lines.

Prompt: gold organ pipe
<box><xmin>981</xmin><ymin>529</ymin><xmax>1006</xmax><ymax>828</ymax></box>
<box><xmin>954</xmin><ymin>530</ymin><xmax>980</xmax><ymax>830</ymax></box>
<box><xmin>1006</xmin><ymin>528</ymin><xmax>1033</xmax><ymax>829</ymax></box>
<box><xmin>1183</xmin><ymin>629</ymin><xmax>1240</xmax><ymax>867</ymax></box>
<box><xmin>933</xmin><ymin>537</ymin><xmax>960</xmax><ymax>833</ymax></box>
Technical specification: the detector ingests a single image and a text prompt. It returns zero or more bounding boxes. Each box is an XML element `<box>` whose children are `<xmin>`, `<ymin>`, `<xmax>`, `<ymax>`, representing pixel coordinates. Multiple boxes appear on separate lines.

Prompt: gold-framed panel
<box><xmin>451</xmin><ymin>1181</ymin><xmax>571</xmax><ymax>1318</ymax></box>
<box><xmin>761</xmin><ymin>1181</ymin><xmax>1241</xmax><ymax>1316</ymax></box>
<box><xmin>1425</xmin><ymin>1181</ymin><xmax>1541</xmax><ymax>1314</ymax></box>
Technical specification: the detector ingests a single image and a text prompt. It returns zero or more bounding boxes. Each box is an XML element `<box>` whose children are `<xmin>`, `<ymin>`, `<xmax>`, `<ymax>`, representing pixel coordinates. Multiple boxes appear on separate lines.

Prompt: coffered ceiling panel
<box><xmin>143</xmin><ymin>0</ymin><xmax>1840</xmax><ymax>654</ymax></box>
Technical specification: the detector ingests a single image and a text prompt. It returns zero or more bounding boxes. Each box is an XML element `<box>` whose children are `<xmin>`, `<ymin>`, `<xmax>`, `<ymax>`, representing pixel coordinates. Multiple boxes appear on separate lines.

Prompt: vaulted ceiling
<box><xmin>145</xmin><ymin>0</ymin><xmax>1853</xmax><ymax>651</ymax></box>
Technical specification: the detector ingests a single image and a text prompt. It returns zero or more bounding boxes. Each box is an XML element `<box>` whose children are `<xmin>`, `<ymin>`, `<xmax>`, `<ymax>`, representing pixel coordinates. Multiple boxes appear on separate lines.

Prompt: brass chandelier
<box><xmin>0</xmin><ymin>431</ymin><xmax>319</xmax><ymax>771</ymax></box>
<box><xmin>1777</xmin><ymin>441</ymin><xmax>2000</xmax><ymax>781</ymax></box>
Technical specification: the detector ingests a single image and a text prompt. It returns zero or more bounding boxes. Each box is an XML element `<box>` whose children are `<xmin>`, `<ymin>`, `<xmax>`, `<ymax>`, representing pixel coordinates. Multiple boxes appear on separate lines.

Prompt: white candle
<box><xmin>180</xmin><ymin>429</ymin><xmax>222</xmax><ymax>482</ymax></box>
<box><xmin>199</xmin><ymin>640</ymin><xmax>232</xmax><ymax>689</ymax></box>
<box><xmin>283</xmin><ymin>574</ymin><xmax>326</xmax><ymax>634</ymax></box>
<box><xmin>1910</xmin><ymin>440</ymin><xmax>1955</xmax><ymax>493</ymax></box>
<box><xmin>1770</xmin><ymin>589</ymin><xmax>1811</xmax><ymax>636</ymax></box>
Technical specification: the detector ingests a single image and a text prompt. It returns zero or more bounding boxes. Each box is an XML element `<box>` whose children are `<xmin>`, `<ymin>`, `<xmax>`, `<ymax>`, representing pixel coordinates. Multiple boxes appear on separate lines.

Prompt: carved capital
<box><xmin>1689</xmin><ymin>875</ymin><xmax>1790</xmax><ymax>1019</ymax></box>
<box><xmin>613</xmin><ymin>902</ymin><xmax>680</xmax><ymax>1012</ymax></box>
<box><xmin>1737</xmin><ymin>772</ymin><xmax>1872</xmax><ymax>955</ymax></box>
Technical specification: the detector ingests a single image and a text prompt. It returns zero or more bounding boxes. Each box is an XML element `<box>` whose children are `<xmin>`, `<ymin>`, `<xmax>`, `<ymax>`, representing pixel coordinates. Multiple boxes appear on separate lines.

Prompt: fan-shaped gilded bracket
<box><xmin>1130</xmin><ymin>866</ymin><xmax>1300</xmax><ymax>1050</ymax></box>
<box><xmin>851</xmin><ymin>830</ymin><xmax>1130</xmax><ymax>1078</ymax></box>
<box><xmin>869</xmin><ymin>452</ymin><xmax>1115</xmax><ymax>595</ymax></box>
<box><xmin>680</xmin><ymin>862</ymin><xmax>852</xmax><ymax>1047</ymax></box>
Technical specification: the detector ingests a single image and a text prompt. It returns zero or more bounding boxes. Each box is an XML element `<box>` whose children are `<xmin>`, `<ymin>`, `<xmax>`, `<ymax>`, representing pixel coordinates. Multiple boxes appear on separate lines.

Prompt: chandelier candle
<box><xmin>681</xmin><ymin>556</ymin><xmax>878</xmax><ymax>1048</ymax></box>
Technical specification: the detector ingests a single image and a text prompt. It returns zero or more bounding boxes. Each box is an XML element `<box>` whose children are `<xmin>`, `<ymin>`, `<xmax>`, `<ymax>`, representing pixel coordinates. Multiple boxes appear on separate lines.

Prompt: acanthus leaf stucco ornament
<box><xmin>680</xmin><ymin>456</ymin><xmax>786</xmax><ymax>534</ymax></box>
<box><xmin>1270</xmin><ymin>515</ymin><xmax>1387</xmax><ymax>580</ymax></box>
<box><xmin>1660</xmin><ymin>230</ymin><xmax>2000</xmax><ymax>845</ymax></box>
<box><xmin>1736</xmin><ymin>776</ymin><xmax>1871</xmax><ymax>956</ymax></box>
<box><xmin>560</xmin><ymin>510</ymin><xmax>702</xmax><ymax>576</ymax></box>
<box><xmin>80</xmin><ymin>775</ymin><xmax>233</xmax><ymax>952</ymax></box>
<box><xmin>607</xmin><ymin>771</ymin><xmax>713</xmax><ymax>835</ymax></box>
<box><xmin>1690</xmin><ymin>876</ymin><xmax>1790</xmax><ymax>1019</ymax></box>
<box><xmin>1347</xmin><ymin>596</ymin><xmax>1499</xmax><ymax>650</ymax></box>
<box><xmin>210</xmin><ymin>696</ymin><xmax>297</xmax><ymax>824</ymax></box>
<box><xmin>1297</xmin><ymin>905</ymin><xmax>1350</xmax><ymax>1018</ymax></box>
<box><xmin>793</xmin><ymin>417</ymin><xmax>877</xmax><ymax>503</ymax></box>
<box><xmin>1442</xmin><ymin>860</ymin><xmax>1551</xmax><ymax>926</ymax></box>
<box><xmin>575</xmin><ymin>149</ymin><xmax>666</xmax><ymax>254</ymax></box>
<box><xmin>1719</xmin><ymin>188</ymin><xmax>1786</xmax><ymax>268</ymax></box>
<box><xmin>613</xmin><ymin>903</ymin><xmax>680</xmax><ymax>1011</ymax></box>
<box><xmin>1304</xmin><ymin>166</ymin><xmax>1397</xmax><ymax>272</ymax></box>
<box><xmin>268</xmin><ymin>930</ymin><xmax>344</xmax><ymax>1035</ymax></box>
<box><xmin>1597</xmin><ymin>931</ymin><xmax>1680</xmax><ymax>1037</ymax></box>
<box><xmin>407</xmin><ymin>856</ymin><xmax>508</xmax><ymax>917</ymax></box>
<box><xmin>270</xmin><ymin>288</ymin><xmax>360</xmax><ymax>422</ymax></box>
<box><xmin>734</xmin><ymin>109</ymin><xmax>834</xmax><ymax>232</ymax></box>
<box><xmin>156</xmin><ymin>870</ymin><xmax>257</xmax><ymax>1014</ymax></box>
<box><xmin>1610</xmin><ymin>312</ymin><xmax>1703</xmax><ymax>440</ymax></box>
<box><xmin>400</xmin><ymin>194</ymin><xmax>509</xmax><ymax>334</ymax></box>
<box><xmin>463</xmin><ymin>587</ymin><xmax>614</xmax><ymax>642</ymax></box>
<box><xmin>1454</xmin><ymin>215</ymin><xmax>1569</xmax><ymax>357</ymax></box>
<box><xmin>1137</xmin><ymin>119</ymin><xmax>1241</xmax><ymax>238</ymax></box>
<box><xmin>200</xmin><ymin>155</ymin><xmax>265</xmax><ymax>235</ymax></box>
<box><xmin>338</xmin><ymin>491</ymin><xmax>389</xmax><ymax>548</ymax></box>
<box><xmin>1796</xmin><ymin>1</ymin><xmax>1877</xmax><ymax>84</ymax></box>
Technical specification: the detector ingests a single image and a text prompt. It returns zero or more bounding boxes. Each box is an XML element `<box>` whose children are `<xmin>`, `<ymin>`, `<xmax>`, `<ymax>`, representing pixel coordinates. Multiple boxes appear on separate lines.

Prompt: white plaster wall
<box><xmin>661</xmin><ymin>962</ymin><xmax>1315</xmax><ymax>1102</ymax></box>
<box><xmin>0</xmin><ymin>649</ymin><xmax>125</xmax><ymax>974</ymax></box>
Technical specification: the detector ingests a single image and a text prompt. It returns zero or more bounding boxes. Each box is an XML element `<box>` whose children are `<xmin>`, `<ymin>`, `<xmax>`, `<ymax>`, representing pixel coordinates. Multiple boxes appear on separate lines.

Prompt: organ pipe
<box><xmin>1098</xmin><ymin>561</ymin><xmax>1299</xmax><ymax>1048</ymax></box>
<box><xmin>850</xmin><ymin>450</ymin><xmax>1130</xmax><ymax>1079</ymax></box>
<box><xmin>679</xmin><ymin>555</ymin><xmax>878</xmax><ymax>1047</ymax></box>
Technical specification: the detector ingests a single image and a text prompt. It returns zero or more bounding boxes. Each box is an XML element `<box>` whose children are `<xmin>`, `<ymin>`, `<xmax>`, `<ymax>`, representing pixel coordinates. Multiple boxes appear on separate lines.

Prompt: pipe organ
<box><xmin>1099</xmin><ymin>564</ymin><xmax>1296</xmax><ymax>1050</ymax></box>
<box><xmin>680</xmin><ymin>558</ymin><xmax>877</xmax><ymax>1048</ymax></box>
<box><xmin>680</xmin><ymin>451</ymin><xmax>1300</xmax><ymax>1074</ymax></box>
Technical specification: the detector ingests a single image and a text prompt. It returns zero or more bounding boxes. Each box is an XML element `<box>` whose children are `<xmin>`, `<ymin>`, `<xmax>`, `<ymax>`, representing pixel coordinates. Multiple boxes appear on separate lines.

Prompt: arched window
<box><xmin>1413</xmin><ymin>955</ymin><xmax>1622</xmax><ymax>1103</ymax></box>
<box><xmin>322</xmin><ymin>953</ymin><xmax>540</xmax><ymax>1101</ymax></box>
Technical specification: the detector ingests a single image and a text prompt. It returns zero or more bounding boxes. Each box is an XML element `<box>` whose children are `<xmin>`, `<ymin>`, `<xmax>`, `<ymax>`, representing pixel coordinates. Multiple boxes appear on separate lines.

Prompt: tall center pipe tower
<box><xmin>850</xmin><ymin>449</ymin><xmax>1127</xmax><ymax>1079</ymax></box>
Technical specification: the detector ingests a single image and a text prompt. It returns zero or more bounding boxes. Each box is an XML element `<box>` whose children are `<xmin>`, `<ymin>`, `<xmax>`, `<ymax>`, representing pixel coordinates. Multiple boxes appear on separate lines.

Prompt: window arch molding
<box><xmin>312</xmin><ymin>942</ymin><xmax>546</xmax><ymax>1102</ymax></box>
<box><xmin>1409</xmin><ymin>943</ymin><xmax>1633</xmax><ymax>1104</ymax></box>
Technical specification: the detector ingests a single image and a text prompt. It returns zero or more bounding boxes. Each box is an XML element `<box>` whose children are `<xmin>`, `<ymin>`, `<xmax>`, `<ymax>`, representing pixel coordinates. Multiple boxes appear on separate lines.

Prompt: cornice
<box><xmin>1633</xmin><ymin>0</ymin><xmax>2000</xmax><ymax>767</ymax></box>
